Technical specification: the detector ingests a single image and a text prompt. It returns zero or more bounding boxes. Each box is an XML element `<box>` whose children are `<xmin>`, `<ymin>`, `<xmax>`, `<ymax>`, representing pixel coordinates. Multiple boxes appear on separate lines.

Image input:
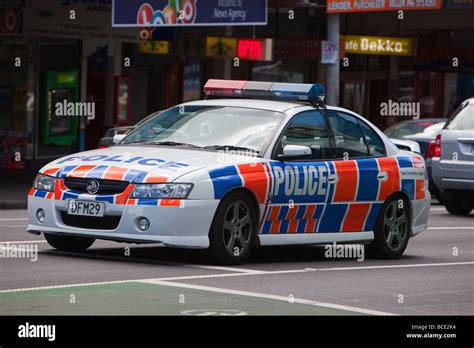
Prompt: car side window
<box><xmin>274</xmin><ymin>110</ymin><xmax>333</xmax><ymax>160</ymax></box>
<box><xmin>358</xmin><ymin>120</ymin><xmax>386</xmax><ymax>157</ymax></box>
<box><xmin>327</xmin><ymin>111</ymin><xmax>369</xmax><ymax>159</ymax></box>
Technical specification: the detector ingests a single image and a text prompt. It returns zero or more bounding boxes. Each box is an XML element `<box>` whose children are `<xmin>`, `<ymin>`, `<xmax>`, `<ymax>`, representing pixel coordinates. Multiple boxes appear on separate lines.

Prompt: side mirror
<box><xmin>113</xmin><ymin>134</ymin><xmax>127</xmax><ymax>145</ymax></box>
<box><xmin>279</xmin><ymin>144</ymin><xmax>312</xmax><ymax>160</ymax></box>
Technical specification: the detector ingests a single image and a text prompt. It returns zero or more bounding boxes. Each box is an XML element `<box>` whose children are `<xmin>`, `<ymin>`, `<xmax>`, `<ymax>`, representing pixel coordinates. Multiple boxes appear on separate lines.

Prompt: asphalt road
<box><xmin>0</xmin><ymin>202</ymin><xmax>472</xmax><ymax>316</ymax></box>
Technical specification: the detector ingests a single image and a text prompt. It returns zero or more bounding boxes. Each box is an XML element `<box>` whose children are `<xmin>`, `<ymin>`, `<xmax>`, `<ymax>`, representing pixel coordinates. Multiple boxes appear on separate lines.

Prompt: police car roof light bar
<box><xmin>203</xmin><ymin>79</ymin><xmax>326</xmax><ymax>104</ymax></box>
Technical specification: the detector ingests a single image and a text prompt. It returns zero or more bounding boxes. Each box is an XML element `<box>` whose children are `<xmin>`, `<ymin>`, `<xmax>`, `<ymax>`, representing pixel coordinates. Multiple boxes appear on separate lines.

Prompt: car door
<box><xmin>325</xmin><ymin>110</ymin><xmax>394</xmax><ymax>233</ymax></box>
<box><xmin>260</xmin><ymin>110</ymin><xmax>335</xmax><ymax>234</ymax></box>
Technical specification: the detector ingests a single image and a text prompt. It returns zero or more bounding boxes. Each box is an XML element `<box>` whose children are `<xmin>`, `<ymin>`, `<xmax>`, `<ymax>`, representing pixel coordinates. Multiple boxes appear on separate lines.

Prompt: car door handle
<box><xmin>377</xmin><ymin>171</ymin><xmax>388</xmax><ymax>181</ymax></box>
<box><xmin>327</xmin><ymin>174</ymin><xmax>338</xmax><ymax>183</ymax></box>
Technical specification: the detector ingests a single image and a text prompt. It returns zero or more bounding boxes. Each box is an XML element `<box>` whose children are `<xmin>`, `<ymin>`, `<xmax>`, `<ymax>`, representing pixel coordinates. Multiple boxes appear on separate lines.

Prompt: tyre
<box><xmin>433</xmin><ymin>191</ymin><xmax>443</xmax><ymax>204</ymax></box>
<box><xmin>444</xmin><ymin>199</ymin><xmax>472</xmax><ymax>215</ymax></box>
<box><xmin>44</xmin><ymin>233</ymin><xmax>95</xmax><ymax>251</ymax></box>
<box><xmin>208</xmin><ymin>191</ymin><xmax>257</xmax><ymax>265</ymax></box>
<box><xmin>430</xmin><ymin>190</ymin><xmax>444</xmax><ymax>204</ymax></box>
<box><xmin>367</xmin><ymin>194</ymin><xmax>410</xmax><ymax>259</ymax></box>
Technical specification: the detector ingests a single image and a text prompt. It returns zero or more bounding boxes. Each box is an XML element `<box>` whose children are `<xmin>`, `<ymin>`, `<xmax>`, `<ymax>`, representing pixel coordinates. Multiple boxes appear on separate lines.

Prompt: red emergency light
<box><xmin>203</xmin><ymin>79</ymin><xmax>247</xmax><ymax>97</ymax></box>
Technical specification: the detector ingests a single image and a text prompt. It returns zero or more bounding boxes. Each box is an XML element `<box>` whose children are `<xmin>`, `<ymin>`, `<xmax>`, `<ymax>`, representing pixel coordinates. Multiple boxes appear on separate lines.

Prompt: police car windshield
<box><xmin>122</xmin><ymin>105</ymin><xmax>283</xmax><ymax>154</ymax></box>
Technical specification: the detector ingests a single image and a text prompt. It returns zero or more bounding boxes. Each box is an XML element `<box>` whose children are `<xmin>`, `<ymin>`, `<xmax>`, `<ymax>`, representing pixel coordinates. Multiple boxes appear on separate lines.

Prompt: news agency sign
<box><xmin>112</xmin><ymin>0</ymin><xmax>267</xmax><ymax>27</ymax></box>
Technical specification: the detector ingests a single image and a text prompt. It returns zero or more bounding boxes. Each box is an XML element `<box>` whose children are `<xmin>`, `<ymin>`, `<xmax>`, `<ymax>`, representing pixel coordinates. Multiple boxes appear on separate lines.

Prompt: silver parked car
<box><xmin>432</xmin><ymin>99</ymin><xmax>474</xmax><ymax>215</ymax></box>
<box><xmin>385</xmin><ymin>118</ymin><xmax>447</xmax><ymax>201</ymax></box>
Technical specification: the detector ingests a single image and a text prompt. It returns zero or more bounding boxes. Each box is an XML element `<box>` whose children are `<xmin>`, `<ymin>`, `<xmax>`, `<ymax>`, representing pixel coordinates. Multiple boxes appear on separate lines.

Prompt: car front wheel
<box><xmin>44</xmin><ymin>233</ymin><xmax>95</xmax><ymax>252</ymax></box>
<box><xmin>208</xmin><ymin>191</ymin><xmax>257</xmax><ymax>265</ymax></box>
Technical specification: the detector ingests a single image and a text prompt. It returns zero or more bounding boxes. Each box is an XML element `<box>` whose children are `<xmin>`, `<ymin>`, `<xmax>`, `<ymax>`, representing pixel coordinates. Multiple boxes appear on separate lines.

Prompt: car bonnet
<box><xmin>38</xmin><ymin>145</ymin><xmax>260</xmax><ymax>183</ymax></box>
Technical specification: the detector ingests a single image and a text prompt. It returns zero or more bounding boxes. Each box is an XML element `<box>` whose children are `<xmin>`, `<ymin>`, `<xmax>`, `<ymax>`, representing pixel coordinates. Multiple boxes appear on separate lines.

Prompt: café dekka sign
<box><xmin>342</xmin><ymin>35</ymin><xmax>414</xmax><ymax>56</ymax></box>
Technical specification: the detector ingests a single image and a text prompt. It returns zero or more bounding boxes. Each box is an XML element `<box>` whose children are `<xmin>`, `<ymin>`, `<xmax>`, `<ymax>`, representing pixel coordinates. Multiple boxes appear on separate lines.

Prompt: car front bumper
<box><xmin>27</xmin><ymin>194</ymin><xmax>219</xmax><ymax>248</ymax></box>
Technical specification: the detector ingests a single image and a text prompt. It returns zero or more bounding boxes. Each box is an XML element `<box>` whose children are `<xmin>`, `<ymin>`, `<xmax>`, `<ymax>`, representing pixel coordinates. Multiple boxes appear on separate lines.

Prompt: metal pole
<box><xmin>326</xmin><ymin>13</ymin><xmax>340</xmax><ymax>106</ymax></box>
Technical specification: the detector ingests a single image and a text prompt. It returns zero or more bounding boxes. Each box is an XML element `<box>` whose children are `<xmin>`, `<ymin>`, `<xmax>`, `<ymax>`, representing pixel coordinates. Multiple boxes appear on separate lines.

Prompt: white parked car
<box><xmin>27</xmin><ymin>80</ymin><xmax>430</xmax><ymax>264</ymax></box>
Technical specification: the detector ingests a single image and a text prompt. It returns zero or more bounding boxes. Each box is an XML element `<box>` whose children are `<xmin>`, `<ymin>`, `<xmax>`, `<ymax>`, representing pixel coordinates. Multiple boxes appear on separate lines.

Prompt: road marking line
<box><xmin>0</xmin><ymin>218</ymin><xmax>27</xmax><ymax>221</ymax></box>
<box><xmin>0</xmin><ymin>240</ymin><xmax>46</xmax><ymax>245</ymax></box>
<box><xmin>316</xmin><ymin>261</ymin><xmax>474</xmax><ymax>272</ymax></box>
<box><xmin>191</xmin><ymin>265</ymin><xmax>264</xmax><ymax>274</ymax></box>
<box><xmin>0</xmin><ymin>280</ymin><xmax>140</xmax><ymax>293</ymax></box>
<box><xmin>430</xmin><ymin>208</ymin><xmax>446</xmax><ymax>211</ymax></box>
<box><xmin>139</xmin><ymin>280</ymin><xmax>395</xmax><ymax>316</ymax></box>
<box><xmin>155</xmin><ymin>272</ymin><xmax>267</xmax><ymax>281</ymax></box>
<box><xmin>428</xmin><ymin>227</ymin><xmax>474</xmax><ymax>230</ymax></box>
<box><xmin>0</xmin><ymin>262</ymin><xmax>472</xmax><ymax>294</ymax></box>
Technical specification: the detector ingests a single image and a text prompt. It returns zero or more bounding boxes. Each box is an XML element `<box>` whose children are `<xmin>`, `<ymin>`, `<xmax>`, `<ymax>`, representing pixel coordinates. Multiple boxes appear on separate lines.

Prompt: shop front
<box><xmin>339</xmin><ymin>35</ymin><xmax>415</xmax><ymax>129</ymax></box>
<box><xmin>0</xmin><ymin>36</ymin><xmax>34</xmax><ymax>170</ymax></box>
<box><xmin>334</xmin><ymin>1</ymin><xmax>474</xmax><ymax>130</ymax></box>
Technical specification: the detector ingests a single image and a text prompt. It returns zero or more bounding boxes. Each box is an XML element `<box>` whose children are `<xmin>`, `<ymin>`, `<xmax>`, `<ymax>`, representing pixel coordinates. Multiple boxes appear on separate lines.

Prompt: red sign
<box><xmin>238</xmin><ymin>39</ymin><xmax>264</xmax><ymax>60</ymax></box>
<box><xmin>327</xmin><ymin>0</ymin><xmax>442</xmax><ymax>13</ymax></box>
<box><xmin>236</xmin><ymin>38</ymin><xmax>273</xmax><ymax>61</ymax></box>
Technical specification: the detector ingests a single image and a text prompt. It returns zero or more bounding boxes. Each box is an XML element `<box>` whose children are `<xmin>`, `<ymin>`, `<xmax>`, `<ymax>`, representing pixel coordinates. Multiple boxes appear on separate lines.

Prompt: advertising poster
<box><xmin>113</xmin><ymin>0</ymin><xmax>267</xmax><ymax>27</ymax></box>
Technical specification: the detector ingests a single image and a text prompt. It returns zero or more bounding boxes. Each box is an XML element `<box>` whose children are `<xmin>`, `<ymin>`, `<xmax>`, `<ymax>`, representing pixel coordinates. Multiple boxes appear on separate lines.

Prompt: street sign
<box><xmin>321</xmin><ymin>41</ymin><xmax>339</xmax><ymax>64</ymax></box>
<box><xmin>113</xmin><ymin>0</ymin><xmax>267</xmax><ymax>27</ymax></box>
<box><xmin>327</xmin><ymin>0</ymin><xmax>442</xmax><ymax>12</ymax></box>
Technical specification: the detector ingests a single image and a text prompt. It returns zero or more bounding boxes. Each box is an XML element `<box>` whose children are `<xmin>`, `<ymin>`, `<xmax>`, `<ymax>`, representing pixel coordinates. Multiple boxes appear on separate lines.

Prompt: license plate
<box><xmin>67</xmin><ymin>200</ymin><xmax>105</xmax><ymax>217</ymax></box>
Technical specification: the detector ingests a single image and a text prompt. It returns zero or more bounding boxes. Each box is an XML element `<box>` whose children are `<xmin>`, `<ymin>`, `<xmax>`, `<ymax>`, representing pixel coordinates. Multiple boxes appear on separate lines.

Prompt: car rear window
<box><xmin>445</xmin><ymin>102</ymin><xmax>474</xmax><ymax>130</ymax></box>
<box><xmin>385</xmin><ymin>121</ymin><xmax>440</xmax><ymax>138</ymax></box>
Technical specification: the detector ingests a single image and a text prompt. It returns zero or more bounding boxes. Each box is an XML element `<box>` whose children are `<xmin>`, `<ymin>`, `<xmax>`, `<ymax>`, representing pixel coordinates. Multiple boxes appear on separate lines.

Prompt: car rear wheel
<box><xmin>368</xmin><ymin>195</ymin><xmax>410</xmax><ymax>259</ymax></box>
<box><xmin>208</xmin><ymin>191</ymin><xmax>257</xmax><ymax>265</ymax></box>
<box><xmin>444</xmin><ymin>199</ymin><xmax>472</xmax><ymax>215</ymax></box>
<box><xmin>44</xmin><ymin>233</ymin><xmax>95</xmax><ymax>252</ymax></box>
<box><xmin>433</xmin><ymin>191</ymin><xmax>443</xmax><ymax>204</ymax></box>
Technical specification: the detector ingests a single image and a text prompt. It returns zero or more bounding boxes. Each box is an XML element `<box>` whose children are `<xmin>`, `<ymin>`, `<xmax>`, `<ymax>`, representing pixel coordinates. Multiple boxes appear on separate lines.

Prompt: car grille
<box><xmin>63</xmin><ymin>177</ymin><xmax>129</xmax><ymax>195</ymax></box>
<box><xmin>60</xmin><ymin>212</ymin><xmax>121</xmax><ymax>230</ymax></box>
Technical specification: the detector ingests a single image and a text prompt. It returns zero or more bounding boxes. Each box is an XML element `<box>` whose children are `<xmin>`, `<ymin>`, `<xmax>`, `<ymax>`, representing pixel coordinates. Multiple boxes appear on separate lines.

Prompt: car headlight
<box><xmin>130</xmin><ymin>183</ymin><xmax>193</xmax><ymax>199</ymax></box>
<box><xmin>33</xmin><ymin>174</ymin><xmax>56</xmax><ymax>192</ymax></box>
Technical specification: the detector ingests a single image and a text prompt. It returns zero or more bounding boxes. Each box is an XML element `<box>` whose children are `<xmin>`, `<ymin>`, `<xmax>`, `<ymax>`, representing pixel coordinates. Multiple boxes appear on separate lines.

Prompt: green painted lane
<box><xmin>0</xmin><ymin>282</ymin><xmax>363</xmax><ymax>315</ymax></box>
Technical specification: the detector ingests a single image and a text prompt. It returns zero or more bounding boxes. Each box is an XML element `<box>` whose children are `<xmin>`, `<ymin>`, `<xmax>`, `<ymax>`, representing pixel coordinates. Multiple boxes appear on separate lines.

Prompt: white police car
<box><xmin>27</xmin><ymin>80</ymin><xmax>430</xmax><ymax>264</ymax></box>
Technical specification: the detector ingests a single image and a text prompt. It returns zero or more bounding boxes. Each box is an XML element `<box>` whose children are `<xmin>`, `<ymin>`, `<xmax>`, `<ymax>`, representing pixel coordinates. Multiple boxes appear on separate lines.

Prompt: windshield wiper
<box><xmin>145</xmin><ymin>141</ymin><xmax>202</xmax><ymax>148</ymax></box>
<box><xmin>203</xmin><ymin>145</ymin><xmax>259</xmax><ymax>154</ymax></box>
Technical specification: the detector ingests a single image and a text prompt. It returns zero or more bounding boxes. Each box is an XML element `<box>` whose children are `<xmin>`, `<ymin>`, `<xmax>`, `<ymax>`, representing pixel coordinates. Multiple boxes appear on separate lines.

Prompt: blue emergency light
<box><xmin>204</xmin><ymin>79</ymin><xmax>326</xmax><ymax>103</ymax></box>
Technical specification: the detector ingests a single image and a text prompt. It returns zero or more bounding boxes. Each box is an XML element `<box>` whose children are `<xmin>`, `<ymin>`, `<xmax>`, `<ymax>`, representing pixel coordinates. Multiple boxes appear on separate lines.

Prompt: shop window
<box><xmin>397</xmin><ymin>71</ymin><xmax>415</xmax><ymax>102</ymax></box>
<box><xmin>342</xmin><ymin>82</ymin><xmax>365</xmax><ymax>116</ymax></box>
<box><xmin>415</xmin><ymin>71</ymin><xmax>443</xmax><ymax>118</ymax></box>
